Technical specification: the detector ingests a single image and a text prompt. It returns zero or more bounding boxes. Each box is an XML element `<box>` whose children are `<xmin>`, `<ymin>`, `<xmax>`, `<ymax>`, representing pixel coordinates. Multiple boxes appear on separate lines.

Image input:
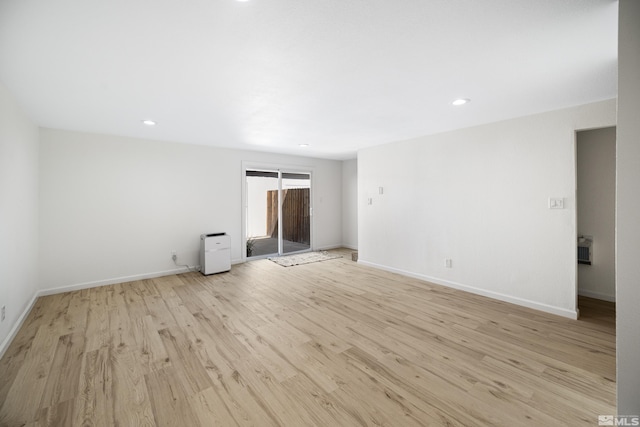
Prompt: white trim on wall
<box><xmin>578</xmin><ymin>289</ymin><xmax>616</xmax><ymax>302</ymax></box>
<box><xmin>39</xmin><ymin>266</ymin><xmax>199</xmax><ymax>296</ymax></box>
<box><xmin>359</xmin><ymin>259</ymin><xmax>579</xmax><ymax>319</ymax></box>
<box><xmin>0</xmin><ymin>294</ymin><xmax>38</xmax><ymax>359</ymax></box>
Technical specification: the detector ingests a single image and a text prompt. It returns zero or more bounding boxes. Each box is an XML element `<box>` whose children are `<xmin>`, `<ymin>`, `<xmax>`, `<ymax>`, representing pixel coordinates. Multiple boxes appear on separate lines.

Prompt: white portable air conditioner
<box><xmin>200</xmin><ymin>233</ymin><xmax>231</xmax><ymax>275</ymax></box>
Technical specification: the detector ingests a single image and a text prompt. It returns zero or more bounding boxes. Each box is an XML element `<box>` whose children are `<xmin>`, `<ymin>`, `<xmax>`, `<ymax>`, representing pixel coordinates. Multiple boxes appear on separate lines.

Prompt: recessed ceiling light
<box><xmin>299</xmin><ymin>144</ymin><xmax>309</xmax><ymax>148</ymax></box>
<box><xmin>142</xmin><ymin>120</ymin><xmax>156</xmax><ymax>126</ymax></box>
<box><xmin>452</xmin><ymin>98</ymin><xmax>470</xmax><ymax>106</ymax></box>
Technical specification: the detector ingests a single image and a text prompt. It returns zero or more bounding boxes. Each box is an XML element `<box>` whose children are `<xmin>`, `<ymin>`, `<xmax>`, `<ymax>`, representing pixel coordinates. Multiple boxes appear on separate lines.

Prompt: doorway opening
<box><xmin>244</xmin><ymin>167</ymin><xmax>312</xmax><ymax>259</ymax></box>
<box><xmin>576</xmin><ymin>127</ymin><xmax>616</xmax><ymax>316</ymax></box>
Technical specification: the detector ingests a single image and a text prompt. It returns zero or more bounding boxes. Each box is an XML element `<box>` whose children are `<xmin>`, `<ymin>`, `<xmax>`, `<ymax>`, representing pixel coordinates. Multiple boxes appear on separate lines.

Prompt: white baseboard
<box><xmin>340</xmin><ymin>244</ymin><xmax>358</xmax><ymax>251</ymax></box>
<box><xmin>0</xmin><ymin>293</ymin><xmax>39</xmax><ymax>359</ymax></box>
<box><xmin>578</xmin><ymin>289</ymin><xmax>616</xmax><ymax>302</ymax></box>
<box><xmin>315</xmin><ymin>244</ymin><xmax>344</xmax><ymax>251</ymax></box>
<box><xmin>38</xmin><ymin>266</ymin><xmax>200</xmax><ymax>297</ymax></box>
<box><xmin>358</xmin><ymin>259</ymin><xmax>578</xmax><ymax>320</ymax></box>
<box><xmin>319</xmin><ymin>244</ymin><xmax>358</xmax><ymax>251</ymax></box>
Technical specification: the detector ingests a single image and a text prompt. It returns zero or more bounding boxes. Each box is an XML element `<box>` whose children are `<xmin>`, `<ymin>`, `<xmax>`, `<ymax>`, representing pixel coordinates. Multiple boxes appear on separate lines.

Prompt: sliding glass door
<box><xmin>244</xmin><ymin>167</ymin><xmax>312</xmax><ymax>259</ymax></box>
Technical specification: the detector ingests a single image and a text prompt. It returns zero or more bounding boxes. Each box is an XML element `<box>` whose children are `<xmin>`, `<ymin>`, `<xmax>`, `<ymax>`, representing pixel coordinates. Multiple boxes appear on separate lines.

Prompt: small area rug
<box><xmin>269</xmin><ymin>251</ymin><xmax>342</xmax><ymax>267</ymax></box>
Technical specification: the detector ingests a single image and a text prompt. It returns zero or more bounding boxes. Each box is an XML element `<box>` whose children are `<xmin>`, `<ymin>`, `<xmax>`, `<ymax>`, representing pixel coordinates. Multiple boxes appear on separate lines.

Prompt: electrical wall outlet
<box><xmin>445</xmin><ymin>259</ymin><xmax>453</xmax><ymax>268</ymax></box>
<box><xmin>171</xmin><ymin>250</ymin><xmax>177</xmax><ymax>261</ymax></box>
<box><xmin>1</xmin><ymin>305</ymin><xmax>5</xmax><ymax>322</ymax></box>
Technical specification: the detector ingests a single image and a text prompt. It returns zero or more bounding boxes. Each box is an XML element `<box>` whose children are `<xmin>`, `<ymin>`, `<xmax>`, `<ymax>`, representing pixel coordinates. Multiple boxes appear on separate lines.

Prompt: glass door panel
<box><xmin>281</xmin><ymin>172</ymin><xmax>311</xmax><ymax>254</ymax></box>
<box><xmin>245</xmin><ymin>169</ymin><xmax>279</xmax><ymax>258</ymax></box>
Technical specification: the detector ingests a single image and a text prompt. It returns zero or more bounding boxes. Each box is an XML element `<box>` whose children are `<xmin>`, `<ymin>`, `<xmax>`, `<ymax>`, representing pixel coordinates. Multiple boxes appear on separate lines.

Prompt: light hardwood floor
<box><xmin>0</xmin><ymin>249</ymin><xmax>615</xmax><ymax>426</ymax></box>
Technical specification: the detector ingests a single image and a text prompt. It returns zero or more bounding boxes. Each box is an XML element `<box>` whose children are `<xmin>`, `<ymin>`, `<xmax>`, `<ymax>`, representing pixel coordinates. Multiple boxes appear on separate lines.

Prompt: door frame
<box><xmin>573</xmin><ymin>126</ymin><xmax>617</xmax><ymax>317</ymax></box>
<box><xmin>241</xmin><ymin>161</ymin><xmax>314</xmax><ymax>261</ymax></box>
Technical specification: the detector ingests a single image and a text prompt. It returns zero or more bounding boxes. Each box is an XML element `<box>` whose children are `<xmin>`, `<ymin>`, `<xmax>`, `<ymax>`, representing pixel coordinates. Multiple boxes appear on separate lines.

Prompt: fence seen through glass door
<box><xmin>245</xmin><ymin>169</ymin><xmax>311</xmax><ymax>258</ymax></box>
<box><xmin>278</xmin><ymin>172</ymin><xmax>310</xmax><ymax>254</ymax></box>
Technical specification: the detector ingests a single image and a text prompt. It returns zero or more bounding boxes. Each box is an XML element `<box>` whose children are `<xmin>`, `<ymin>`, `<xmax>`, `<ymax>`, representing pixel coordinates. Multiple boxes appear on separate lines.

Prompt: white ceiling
<box><xmin>0</xmin><ymin>0</ymin><xmax>618</xmax><ymax>160</ymax></box>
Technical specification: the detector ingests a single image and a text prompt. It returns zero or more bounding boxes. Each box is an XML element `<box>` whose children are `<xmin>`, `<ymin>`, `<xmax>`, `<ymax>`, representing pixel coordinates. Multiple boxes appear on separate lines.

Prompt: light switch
<box><xmin>367</xmin><ymin>197</ymin><xmax>373</xmax><ymax>205</ymax></box>
<box><xmin>549</xmin><ymin>197</ymin><xmax>564</xmax><ymax>209</ymax></box>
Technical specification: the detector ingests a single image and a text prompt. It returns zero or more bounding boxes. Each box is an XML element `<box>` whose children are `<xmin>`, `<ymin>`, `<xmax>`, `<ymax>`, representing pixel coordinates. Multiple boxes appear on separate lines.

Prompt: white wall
<box><xmin>577</xmin><ymin>127</ymin><xmax>616</xmax><ymax>302</ymax></box>
<box><xmin>0</xmin><ymin>82</ymin><xmax>39</xmax><ymax>353</ymax></box>
<box><xmin>38</xmin><ymin>129</ymin><xmax>343</xmax><ymax>292</ymax></box>
<box><xmin>617</xmin><ymin>0</ymin><xmax>640</xmax><ymax>414</ymax></box>
<box><xmin>358</xmin><ymin>99</ymin><xmax>616</xmax><ymax>318</ymax></box>
<box><xmin>342</xmin><ymin>159</ymin><xmax>358</xmax><ymax>250</ymax></box>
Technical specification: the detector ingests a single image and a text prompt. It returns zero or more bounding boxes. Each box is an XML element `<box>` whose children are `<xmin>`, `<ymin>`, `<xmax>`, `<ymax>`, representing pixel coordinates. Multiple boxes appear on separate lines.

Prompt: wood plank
<box><xmin>157</xmin><ymin>326</ymin><xmax>213</xmax><ymax>395</ymax></box>
<box><xmin>206</xmin><ymin>368</ymin><xmax>280</xmax><ymax>427</ymax></box>
<box><xmin>137</xmin><ymin>315</ymin><xmax>171</xmax><ymax>375</ymax></box>
<box><xmin>111</xmin><ymin>348</ymin><xmax>155</xmax><ymax>426</ymax></box>
<box><xmin>0</xmin><ymin>325</ymin><xmax>59</xmax><ymax>425</ymax></box>
<box><xmin>145</xmin><ymin>367</ymin><xmax>199</xmax><ymax>427</ymax></box>
<box><xmin>39</xmin><ymin>333</ymin><xmax>85</xmax><ymax>408</ymax></box>
<box><xmin>34</xmin><ymin>398</ymin><xmax>76</xmax><ymax>427</ymax></box>
<box><xmin>187</xmin><ymin>387</ymin><xmax>238</xmax><ymax>427</ymax></box>
<box><xmin>84</xmin><ymin>286</ymin><xmax>111</xmax><ymax>352</ymax></box>
<box><xmin>72</xmin><ymin>346</ymin><xmax>115</xmax><ymax>427</ymax></box>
